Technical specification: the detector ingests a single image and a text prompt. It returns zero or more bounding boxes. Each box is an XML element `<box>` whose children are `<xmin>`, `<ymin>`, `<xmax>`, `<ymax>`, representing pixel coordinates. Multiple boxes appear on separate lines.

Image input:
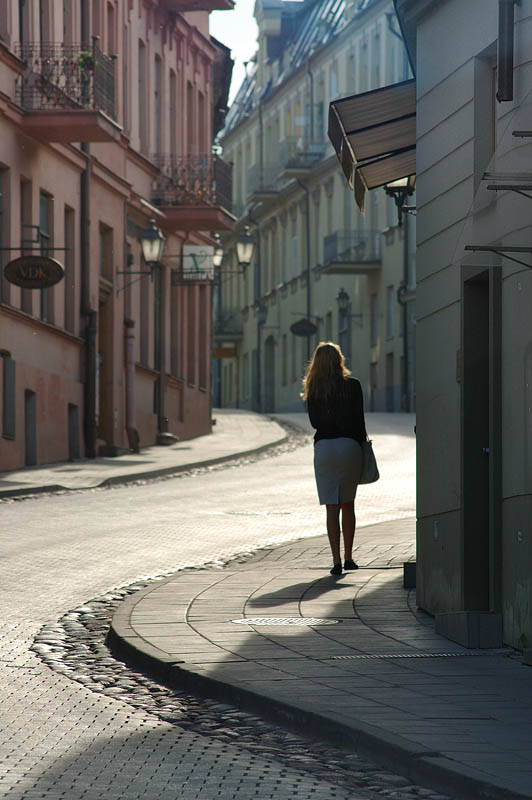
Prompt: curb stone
<box><xmin>0</xmin><ymin>434</ymin><xmax>289</xmax><ymax>500</ymax></box>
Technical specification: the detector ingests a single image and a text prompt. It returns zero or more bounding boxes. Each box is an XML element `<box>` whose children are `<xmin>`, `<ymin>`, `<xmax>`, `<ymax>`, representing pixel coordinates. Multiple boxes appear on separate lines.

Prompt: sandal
<box><xmin>330</xmin><ymin>564</ymin><xmax>342</xmax><ymax>575</ymax></box>
<box><xmin>344</xmin><ymin>560</ymin><xmax>359</xmax><ymax>570</ymax></box>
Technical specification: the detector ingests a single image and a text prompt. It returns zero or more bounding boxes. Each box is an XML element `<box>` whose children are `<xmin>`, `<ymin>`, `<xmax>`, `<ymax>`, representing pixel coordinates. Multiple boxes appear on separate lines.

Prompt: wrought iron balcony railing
<box><xmin>152</xmin><ymin>154</ymin><xmax>233</xmax><ymax>213</ymax></box>
<box><xmin>324</xmin><ymin>229</ymin><xmax>382</xmax><ymax>265</ymax></box>
<box><xmin>279</xmin><ymin>136</ymin><xmax>326</xmax><ymax>171</ymax></box>
<box><xmin>15</xmin><ymin>42</ymin><xmax>116</xmax><ymax>119</ymax></box>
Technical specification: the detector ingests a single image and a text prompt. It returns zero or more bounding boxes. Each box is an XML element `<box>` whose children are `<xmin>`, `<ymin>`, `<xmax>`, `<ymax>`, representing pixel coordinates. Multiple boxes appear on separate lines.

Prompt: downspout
<box><xmin>248</xmin><ymin>205</ymin><xmax>262</xmax><ymax>412</ymax></box>
<box><xmin>80</xmin><ymin>1</ymin><xmax>96</xmax><ymax>457</ymax></box>
<box><xmin>296</xmin><ymin>178</ymin><xmax>312</xmax><ymax>361</ymax></box>
<box><xmin>307</xmin><ymin>59</ymin><xmax>314</xmax><ymax>142</ymax></box>
<box><xmin>402</xmin><ymin>208</ymin><xmax>409</xmax><ymax>412</ymax></box>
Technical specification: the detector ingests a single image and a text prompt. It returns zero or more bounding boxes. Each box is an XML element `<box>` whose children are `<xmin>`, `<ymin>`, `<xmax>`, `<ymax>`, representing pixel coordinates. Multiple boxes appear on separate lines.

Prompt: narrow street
<box><xmin>0</xmin><ymin>413</ymin><xmax>422</xmax><ymax>800</ymax></box>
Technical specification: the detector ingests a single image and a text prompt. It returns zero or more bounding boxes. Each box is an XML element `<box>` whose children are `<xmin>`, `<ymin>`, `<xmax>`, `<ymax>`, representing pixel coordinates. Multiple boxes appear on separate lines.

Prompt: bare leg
<box><xmin>341</xmin><ymin>500</ymin><xmax>355</xmax><ymax>561</ymax></box>
<box><xmin>326</xmin><ymin>504</ymin><xmax>341</xmax><ymax>566</ymax></box>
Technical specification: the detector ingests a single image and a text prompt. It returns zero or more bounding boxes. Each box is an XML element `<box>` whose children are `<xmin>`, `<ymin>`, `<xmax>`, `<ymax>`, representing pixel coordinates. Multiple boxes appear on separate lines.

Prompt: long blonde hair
<box><xmin>301</xmin><ymin>341</ymin><xmax>351</xmax><ymax>403</ymax></box>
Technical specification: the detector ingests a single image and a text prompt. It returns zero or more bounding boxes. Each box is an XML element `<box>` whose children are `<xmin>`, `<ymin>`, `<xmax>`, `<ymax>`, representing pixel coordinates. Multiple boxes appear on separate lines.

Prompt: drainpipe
<box><xmin>296</xmin><ymin>178</ymin><xmax>312</xmax><ymax>361</ymax></box>
<box><xmin>307</xmin><ymin>59</ymin><xmax>314</xmax><ymax>143</ymax></box>
<box><xmin>258</xmin><ymin>98</ymin><xmax>264</xmax><ymax>188</ymax></box>
<box><xmin>402</xmin><ymin>208</ymin><xmax>410</xmax><ymax>412</ymax></box>
<box><xmin>80</xmin><ymin>3</ymin><xmax>97</xmax><ymax>458</ymax></box>
<box><xmin>124</xmin><ymin>318</ymin><xmax>139</xmax><ymax>451</ymax></box>
<box><xmin>248</xmin><ymin>205</ymin><xmax>262</xmax><ymax>411</ymax></box>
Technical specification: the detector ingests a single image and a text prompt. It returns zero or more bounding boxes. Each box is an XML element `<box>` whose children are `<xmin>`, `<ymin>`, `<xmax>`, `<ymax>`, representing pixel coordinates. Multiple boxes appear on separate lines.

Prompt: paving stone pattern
<box><xmin>0</xmin><ymin>413</ymin><xmax>421</xmax><ymax>799</ymax></box>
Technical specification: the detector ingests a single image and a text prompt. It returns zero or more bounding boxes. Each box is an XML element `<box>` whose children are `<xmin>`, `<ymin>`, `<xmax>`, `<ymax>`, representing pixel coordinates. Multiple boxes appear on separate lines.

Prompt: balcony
<box><xmin>15</xmin><ymin>42</ymin><xmax>120</xmax><ymax>142</ymax></box>
<box><xmin>246</xmin><ymin>163</ymin><xmax>280</xmax><ymax>205</ymax></box>
<box><xmin>321</xmin><ymin>230</ymin><xmax>382</xmax><ymax>275</ymax></box>
<box><xmin>152</xmin><ymin>154</ymin><xmax>235</xmax><ymax>232</ymax></box>
<box><xmin>214</xmin><ymin>311</ymin><xmax>243</xmax><ymax>342</ymax></box>
<box><xmin>278</xmin><ymin>137</ymin><xmax>326</xmax><ymax>178</ymax></box>
<box><xmin>166</xmin><ymin>0</ymin><xmax>234</xmax><ymax>10</ymax></box>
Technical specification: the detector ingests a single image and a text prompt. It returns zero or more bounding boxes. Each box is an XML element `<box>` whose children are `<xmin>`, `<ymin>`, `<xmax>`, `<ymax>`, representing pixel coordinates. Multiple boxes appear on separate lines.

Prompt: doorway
<box><xmin>461</xmin><ymin>271</ymin><xmax>490</xmax><ymax>610</ymax></box>
<box><xmin>24</xmin><ymin>390</ymin><xmax>36</xmax><ymax>466</ymax></box>
<box><xmin>264</xmin><ymin>336</ymin><xmax>276</xmax><ymax>413</ymax></box>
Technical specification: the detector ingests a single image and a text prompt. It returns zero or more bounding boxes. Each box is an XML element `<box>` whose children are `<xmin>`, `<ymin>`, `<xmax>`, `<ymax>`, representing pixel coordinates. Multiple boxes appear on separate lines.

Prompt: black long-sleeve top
<box><xmin>307</xmin><ymin>376</ymin><xmax>367</xmax><ymax>445</ymax></box>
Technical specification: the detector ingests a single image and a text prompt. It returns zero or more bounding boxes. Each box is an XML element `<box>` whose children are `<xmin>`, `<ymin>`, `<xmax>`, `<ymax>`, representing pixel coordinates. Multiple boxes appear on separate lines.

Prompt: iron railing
<box><xmin>15</xmin><ymin>41</ymin><xmax>116</xmax><ymax>119</ymax></box>
<box><xmin>152</xmin><ymin>154</ymin><xmax>233</xmax><ymax>212</ymax></box>
<box><xmin>323</xmin><ymin>230</ymin><xmax>382</xmax><ymax>265</ymax></box>
<box><xmin>279</xmin><ymin>136</ymin><xmax>326</xmax><ymax>171</ymax></box>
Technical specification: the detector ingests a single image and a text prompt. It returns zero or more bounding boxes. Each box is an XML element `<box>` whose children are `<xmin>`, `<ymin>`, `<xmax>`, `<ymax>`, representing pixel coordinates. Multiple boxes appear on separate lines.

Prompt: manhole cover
<box><xmin>232</xmin><ymin>617</ymin><xmax>340</xmax><ymax>626</ymax></box>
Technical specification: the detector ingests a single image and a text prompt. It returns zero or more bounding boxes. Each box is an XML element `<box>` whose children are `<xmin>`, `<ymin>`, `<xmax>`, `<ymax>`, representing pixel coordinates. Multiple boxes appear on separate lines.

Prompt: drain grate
<box><xmin>232</xmin><ymin>617</ymin><xmax>340</xmax><ymax>626</ymax></box>
<box><xmin>329</xmin><ymin>649</ymin><xmax>510</xmax><ymax>660</ymax></box>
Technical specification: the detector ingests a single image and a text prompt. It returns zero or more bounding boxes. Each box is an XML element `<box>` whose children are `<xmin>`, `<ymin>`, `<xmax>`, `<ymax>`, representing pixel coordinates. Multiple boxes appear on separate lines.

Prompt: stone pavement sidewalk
<box><xmin>0</xmin><ymin>409</ymin><xmax>287</xmax><ymax>498</ymax></box>
<box><xmin>108</xmin><ymin>518</ymin><xmax>532</xmax><ymax>800</ymax></box>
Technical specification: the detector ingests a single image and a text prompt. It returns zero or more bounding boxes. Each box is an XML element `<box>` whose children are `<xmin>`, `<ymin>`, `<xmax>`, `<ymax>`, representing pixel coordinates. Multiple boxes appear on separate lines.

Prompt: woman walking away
<box><xmin>302</xmin><ymin>342</ymin><xmax>367</xmax><ymax>576</ymax></box>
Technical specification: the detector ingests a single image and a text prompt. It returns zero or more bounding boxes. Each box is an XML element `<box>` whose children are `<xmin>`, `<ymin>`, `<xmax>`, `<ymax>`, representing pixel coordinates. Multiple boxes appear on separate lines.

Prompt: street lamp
<box><xmin>384</xmin><ymin>175</ymin><xmax>416</xmax><ymax>226</ymax></box>
<box><xmin>140</xmin><ymin>219</ymin><xmax>171</xmax><ymax>444</ymax></box>
<box><xmin>140</xmin><ymin>218</ymin><xmax>165</xmax><ymax>264</ymax></box>
<box><xmin>213</xmin><ymin>246</ymin><xmax>224</xmax><ymax>268</ymax></box>
<box><xmin>336</xmin><ymin>287</ymin><xmax>350</xmax><ymax>316</ymax></box>
<box><xmin>236</xmin><ymin>228</ymin><xmax>254</xmax><ymax>267</ymax></box>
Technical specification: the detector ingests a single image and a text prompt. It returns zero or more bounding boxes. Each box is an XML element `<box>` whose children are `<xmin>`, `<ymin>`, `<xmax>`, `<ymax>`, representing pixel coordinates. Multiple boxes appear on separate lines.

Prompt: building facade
<box><xmin>216</xmin><ymin>0</ymin><xmax>415</xmax><ymax>415</ymax></box>
<box><xmin>396</xmin><ymin>0</ymin><xmax>532</xmax><ymax>649</ymax></box>
<box><xmin>0</xmin><ymin>0</ymin><xmax>234</xmax><ymax>471</ymax></box>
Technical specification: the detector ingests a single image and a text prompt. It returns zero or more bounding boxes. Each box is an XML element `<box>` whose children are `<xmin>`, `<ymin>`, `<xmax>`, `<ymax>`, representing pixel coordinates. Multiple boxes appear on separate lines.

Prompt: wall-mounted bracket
<box><xmin>464</xmin><ymin>244</ymin><xmax>532</xmax><ymax>269</ymax></box>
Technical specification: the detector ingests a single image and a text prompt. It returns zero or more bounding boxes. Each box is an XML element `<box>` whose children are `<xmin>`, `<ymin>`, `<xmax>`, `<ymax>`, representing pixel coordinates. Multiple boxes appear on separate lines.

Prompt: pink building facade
<box><xmin>0</xmin><ymin>0</ymin><xmax>234</xmax><ymax>470</ymax></box>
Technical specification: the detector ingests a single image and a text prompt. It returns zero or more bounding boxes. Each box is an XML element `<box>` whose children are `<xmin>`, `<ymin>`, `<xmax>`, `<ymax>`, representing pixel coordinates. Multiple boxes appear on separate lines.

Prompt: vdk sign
<box><xmin>4</xmin><ymin>256</ymin><xmax>65</xmax><ymax>289</ymax></box>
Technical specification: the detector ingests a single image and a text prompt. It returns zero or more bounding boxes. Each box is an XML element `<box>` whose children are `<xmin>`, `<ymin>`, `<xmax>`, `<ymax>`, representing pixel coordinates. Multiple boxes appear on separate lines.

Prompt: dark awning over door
<box><xmin>328</xmin><ymin>78</ymin><xmax>416</xmax><ymax>210</ymax></box>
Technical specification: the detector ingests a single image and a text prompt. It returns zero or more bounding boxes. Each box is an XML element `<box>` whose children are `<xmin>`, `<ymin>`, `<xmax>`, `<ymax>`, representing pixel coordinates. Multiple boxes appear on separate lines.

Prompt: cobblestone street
<box><xmin>1</xmin><ymin>412</ymin><xmax>420</xmax><ymax>799</ymax></box>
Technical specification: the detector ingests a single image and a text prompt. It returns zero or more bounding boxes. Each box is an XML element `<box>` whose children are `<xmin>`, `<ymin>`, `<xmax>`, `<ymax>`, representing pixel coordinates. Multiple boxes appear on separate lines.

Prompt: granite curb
<box><xmin>107</xmin><ymin>568</ymin><xmax>530</xmax><ymax>800</ymax></box>
<box><xmin>0</xmin><ymin>433</ymin><xmax>288</xmax><ymax>500</ymax></box>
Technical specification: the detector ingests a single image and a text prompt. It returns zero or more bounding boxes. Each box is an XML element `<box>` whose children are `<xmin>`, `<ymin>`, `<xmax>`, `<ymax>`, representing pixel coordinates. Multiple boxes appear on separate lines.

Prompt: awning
<box><xmin>328</xmin><ymin>78</ymin><xmax>416</xmax><ymax>210</ymax></box>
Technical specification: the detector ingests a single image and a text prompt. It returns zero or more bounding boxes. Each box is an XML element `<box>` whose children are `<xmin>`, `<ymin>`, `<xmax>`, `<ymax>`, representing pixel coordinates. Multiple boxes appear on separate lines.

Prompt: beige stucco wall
<box><xmin>414</xmin><ymin>0</ymin><xmax>532</xmax><ymax>646</ymax></box>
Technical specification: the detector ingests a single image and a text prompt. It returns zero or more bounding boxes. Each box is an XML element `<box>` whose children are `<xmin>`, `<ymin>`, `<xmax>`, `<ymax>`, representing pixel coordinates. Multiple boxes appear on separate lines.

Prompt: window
<box><xmin>0</xmin><ymin>2</ymin><xmax>8</xmax><ymax>43</ymax></box>
<box><xmin>325</xmin><ymin>311</ymin><xmax>332</xmax><ymax>341</ymax></box>
<box><xmin>138</xmin><ymin>41</ymin><xmax>148</xmax><ymax>153</ymax></box>
<box><xmin>187</xmin><ymin>285</ymin><xmax>196</xmax><ymax>385</ymax></box>
<box><xmin>19</xmin><ymin>0</ymin><xmax>31</xmax><ymax>43</ymax></box>
<box><xmin>169</xmin><ymin>70</ymin><xmax>177</xmax><ymax>157</ymax></box>
<box><xmin>282</xmin><ymin>334</ymin><xmax>287</xmax><ymax>386</ymax></box>
<box><xmin>386</xmin><ymin>285</ymin><xmax>394</xmax><ymax>340</ymax></box>
<box><xmin>187</xmin><ymin>82</ymin><xmax>194</xmax><ymax>153</ymax></box>
<box><xmin>0</xmin><ymin>167</ymin><xmax>9</xmax><ymax>304</ymax></box>
<box><xmin>140</xmin><ymin>271</ymin><xmax>149</xmax><ymax>366</ymax></box>
<box><xmin>92</xmin><ymin>0</ymin><xmax>100</xmax><ymax>37</ymax></box>
<box><xmin>122</xmin><ymin>25</ymin><xmax>129</xmax><ymax>132</ymax></box>
<box><xmin>198</xmin><ymin>91</ymin><xmax>205</xmax><ymax>153</ymax></box>
<box><xmin>63</xmin><ymin>0</ymin><xmax>74</xmax><ymax>44</ymax></box>
<box><xmin>107</xmin><ymin>1</ymin><xmax>115</xmax><ymax>54</ymax></box>
<box><xmin>39</xmin><ymin>0</ymin><xmax>51</xmax><ymax>42</ymax></box>
<box><xmin>154</xmin><ymin>55</ymin><xmax>162</xmax><ymax>154</ymax></box>
<box><xmin>198</xmin><ymin>285</ymin><xmax>207</xmax><ymax>389</ymax></box>
<box><xmin>39</xmin><ymin>192</ymin><xmax>53</xmax><ymax>323</ymax></box>
<box><xmin>2</xmin><ymin>355</ymin><xmax>16</xmax><ymax>440</ymax></box>
<box><xmin>242</xmin><ymin>353</ymin><xmax>249</xmax><ymax>400</ymax></box>
<box><xmin>370</xmin><ymin>293</ymin><xmax>378</xmax><ymax>347</ymax></box>
<box><xmin>98</xmin><ymin>223</ymin><xmax>113</xmax><ymax>278</ymax></box>
<box><xmin>64</xmin><ymin>206</ymin><xmax>75</xmax><ymax>333</ymax></box>
<box><xmin>170</xmin><ymin>272</ymin><xmax>179</xmax><ymax>377</ymax></box>
<box><xmin>20</xmin><ymin>179</ymin><xmax>33</xmax><ymax>314</ymax></box>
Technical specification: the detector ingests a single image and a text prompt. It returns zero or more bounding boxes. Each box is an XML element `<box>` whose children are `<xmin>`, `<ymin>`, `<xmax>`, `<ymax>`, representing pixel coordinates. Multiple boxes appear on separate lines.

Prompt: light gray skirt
<box><xmin>313</xmin><ymin>437</ymin><xmax>363</xmax><ymax>505</ymax></box>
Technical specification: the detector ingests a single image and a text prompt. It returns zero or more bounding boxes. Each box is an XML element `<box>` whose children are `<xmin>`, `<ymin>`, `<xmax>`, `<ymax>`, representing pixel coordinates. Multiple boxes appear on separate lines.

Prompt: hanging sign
<box><xmin>4</xmin><ymin>255</ymin><xmax>64</xmax><ymax>289</ymax></box>
<box><xmin>290</xmin><ymin>318</ymin><xmax>317</xmax><ymax>337</ymax></box>
<box><xmin>182</xmin><ymin>245</ymin><xmax>214</xmax><ymax>281</ymax></box>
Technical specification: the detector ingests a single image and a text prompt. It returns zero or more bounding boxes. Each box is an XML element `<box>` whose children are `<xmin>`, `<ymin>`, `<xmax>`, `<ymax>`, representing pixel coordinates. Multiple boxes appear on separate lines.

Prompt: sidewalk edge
<box><xmin>0</xmin><ymin>435</ymin><xmax>288</xmax><ymax>499</ymax></box>
<box><xmin>107</xmin><ymin>585</ymin><xmax>530</xmax><ymax>800</ymax></box>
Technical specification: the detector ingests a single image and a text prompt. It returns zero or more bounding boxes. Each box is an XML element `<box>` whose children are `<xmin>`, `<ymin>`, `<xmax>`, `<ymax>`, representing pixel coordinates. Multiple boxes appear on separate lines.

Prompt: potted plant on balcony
<box><xmin>76</xmin><ymin>51</ymin><xmax>95</xmax><ymax>72</ymax></box>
